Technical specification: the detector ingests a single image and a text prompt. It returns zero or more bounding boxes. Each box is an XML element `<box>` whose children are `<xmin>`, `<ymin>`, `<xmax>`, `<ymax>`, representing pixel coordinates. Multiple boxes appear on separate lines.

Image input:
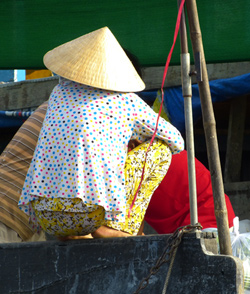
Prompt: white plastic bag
<box><xmin>231</xmin><ymin>217</ymin><xmax>250</xmax><ymax>292</ymax></box>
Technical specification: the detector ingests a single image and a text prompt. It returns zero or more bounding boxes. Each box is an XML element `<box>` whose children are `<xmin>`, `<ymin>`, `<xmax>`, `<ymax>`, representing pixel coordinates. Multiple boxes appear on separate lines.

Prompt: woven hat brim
<box><xmin>43</xmin><ymin>27</ymin><xmax>145</xmax><ymax>92</ymax></box>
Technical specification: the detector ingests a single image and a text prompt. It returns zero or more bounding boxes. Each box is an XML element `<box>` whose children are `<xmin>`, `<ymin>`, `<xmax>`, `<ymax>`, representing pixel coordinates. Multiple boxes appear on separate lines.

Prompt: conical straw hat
<box><xmin>43</xmin><ymin>27</ymin><xmax>145</xmax><ymax>92</ymax></box>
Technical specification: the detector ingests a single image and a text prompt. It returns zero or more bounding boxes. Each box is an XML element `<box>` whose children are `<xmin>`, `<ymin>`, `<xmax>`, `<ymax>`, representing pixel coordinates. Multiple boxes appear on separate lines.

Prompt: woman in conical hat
<box><xmin>18</xmin><ymin>27</ymin><xmax>184</xmax><ymax>238</ymax></box>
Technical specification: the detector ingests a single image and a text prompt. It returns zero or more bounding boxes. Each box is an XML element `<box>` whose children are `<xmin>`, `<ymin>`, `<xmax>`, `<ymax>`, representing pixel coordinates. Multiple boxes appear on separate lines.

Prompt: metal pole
<box><xmin>185</xmin><ymin>0</ymin><xmax>232</xmax><ymax>255</ymax></box>
<box><xmin>178</xmin><ymin>0</ymin><xmax>198</xmax><ymax>227</ymax></box>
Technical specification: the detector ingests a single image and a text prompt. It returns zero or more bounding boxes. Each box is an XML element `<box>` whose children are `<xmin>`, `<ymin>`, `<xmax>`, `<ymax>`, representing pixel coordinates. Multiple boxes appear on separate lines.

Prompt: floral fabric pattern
<box><xmin>31</xmin><ymin>139</ymin><xmax>172</xmax><ymax>236</ymax></box>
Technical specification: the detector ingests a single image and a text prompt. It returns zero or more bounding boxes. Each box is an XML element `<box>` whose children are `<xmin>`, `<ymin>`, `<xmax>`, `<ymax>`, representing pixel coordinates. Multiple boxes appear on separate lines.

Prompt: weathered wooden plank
<box><xmin>224</xmin><ymin>96</ymin><xmax>247</xmax><ymax>183</ymax></box>
<box><xmin>142</xmin><ymin>61</ymin><xmax>250</xmax><ymax>89</ymax></box>
<box><xmin>225</xmin><ymin>181</ymin><xmax>250</xmax><ymax>192</ymax></box>
<box><xmin>0</xmin><ymin>76</ymin><xmax>58</xmax><ymax>111</ymax></box>
<box><xmin>0</xmin><ymin>62</ymin><xmax>250</xmax><ymax>110</ymax></box>
<box><xmin>0</xmin><ymin>233</ymin><xmax>244</xmax><ymax>293</ymax></box>
<box><xmin>225</xmin><ymin>181</ymin><xmax>250</xmax><ymax>220</ymax></box>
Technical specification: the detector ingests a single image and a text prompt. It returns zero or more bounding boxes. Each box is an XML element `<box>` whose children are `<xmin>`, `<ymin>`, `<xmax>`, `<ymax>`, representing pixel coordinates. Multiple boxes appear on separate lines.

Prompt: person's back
<box><xmin>18</xmin><ymin>27</ymin><xmax>184</xmax><ymax>239</ymax></box>
<box><xmin>145</xmin><ymin>150</ymin><xmax>235</xmax><ymax>233</ymax></box>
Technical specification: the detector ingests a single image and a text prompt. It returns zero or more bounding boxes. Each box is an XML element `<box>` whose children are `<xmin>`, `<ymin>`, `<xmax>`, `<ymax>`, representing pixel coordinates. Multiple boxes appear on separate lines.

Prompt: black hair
<box><xmin>123</xmin><ymin>48</ymin><xmax>142</xmax><ymax>78</ymax></box>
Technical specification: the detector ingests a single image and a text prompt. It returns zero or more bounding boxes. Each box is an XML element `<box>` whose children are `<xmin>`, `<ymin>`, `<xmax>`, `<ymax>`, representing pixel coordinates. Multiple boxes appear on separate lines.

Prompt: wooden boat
<box><xmin>0</xmin><ymin>1</ymin><xmax>249</xmax><ymax>292</ymax></box>
<box><xmin>0</xmin><ymin>232</ymin><xmax>244</xmax><ymax>293</ymax></box>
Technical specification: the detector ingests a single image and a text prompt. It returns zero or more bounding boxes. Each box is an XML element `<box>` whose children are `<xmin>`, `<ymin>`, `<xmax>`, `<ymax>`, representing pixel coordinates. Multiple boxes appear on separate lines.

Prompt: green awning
<box><xmin>1</xmin><ymin>0</ymin><xmax>250</xmax><ymax>69</ymax></box>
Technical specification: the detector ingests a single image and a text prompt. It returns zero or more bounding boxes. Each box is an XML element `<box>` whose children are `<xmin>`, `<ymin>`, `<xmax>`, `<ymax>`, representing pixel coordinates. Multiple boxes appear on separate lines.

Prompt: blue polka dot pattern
<box><xmin>19</xmin><ymin>79</ymin><xmax>184</xmax><ymax>222</ymax></box>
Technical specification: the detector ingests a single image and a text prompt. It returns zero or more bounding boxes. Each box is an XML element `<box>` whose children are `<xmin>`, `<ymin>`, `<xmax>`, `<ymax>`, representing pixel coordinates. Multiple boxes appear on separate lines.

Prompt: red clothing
<box><xmin>145</xmin><ymin>150</ymin><xmax>235</xmax><ymax>234</ymax></box>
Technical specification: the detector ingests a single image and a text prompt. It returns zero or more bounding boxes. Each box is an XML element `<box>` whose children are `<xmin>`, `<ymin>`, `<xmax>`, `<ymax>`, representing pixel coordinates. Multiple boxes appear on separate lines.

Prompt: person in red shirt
<box><xmin>144</xmin><ymin>150</ymin><xmax>235</xmax><ymax>234</ymax></box>
<box><xmin>125</xmin><ymin>51</ymin><xmax>235</xmax><ymax>234</ymax></box>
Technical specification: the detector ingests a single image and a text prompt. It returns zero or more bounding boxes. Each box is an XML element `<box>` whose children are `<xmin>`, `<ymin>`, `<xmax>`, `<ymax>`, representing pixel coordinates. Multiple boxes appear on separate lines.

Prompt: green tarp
<box><xmin>1</xmin><ymin>0</ymin><xmax>250</xmax><ymax>69</ymax></box>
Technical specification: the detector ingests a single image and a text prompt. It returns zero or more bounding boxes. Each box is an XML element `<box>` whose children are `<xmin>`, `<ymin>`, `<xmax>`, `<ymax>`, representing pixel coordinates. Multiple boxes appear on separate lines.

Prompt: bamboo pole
<box><xmin>185</xmin><ymin>0</ymin><xmax>232</xmax><ymax>255</ymax></box>
<box><xmin>178</xmin><ymin>0</ymin><xmax>198</xmax><ymax>228</ymax></box>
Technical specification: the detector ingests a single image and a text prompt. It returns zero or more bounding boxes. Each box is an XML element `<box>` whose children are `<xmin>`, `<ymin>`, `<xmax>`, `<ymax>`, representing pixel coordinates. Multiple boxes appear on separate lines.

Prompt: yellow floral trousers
<box><xmin>32</xmin><ymin>138</ymin><xmax>172</xmax><ymax>236</ymax></box>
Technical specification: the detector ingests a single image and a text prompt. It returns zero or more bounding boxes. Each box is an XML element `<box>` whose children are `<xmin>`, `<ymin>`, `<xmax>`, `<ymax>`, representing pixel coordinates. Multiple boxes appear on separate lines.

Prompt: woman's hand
<box><xmin>128</xmin><ymin>139</ymin><xmax>143</xmax><ymax>150</ymax></box>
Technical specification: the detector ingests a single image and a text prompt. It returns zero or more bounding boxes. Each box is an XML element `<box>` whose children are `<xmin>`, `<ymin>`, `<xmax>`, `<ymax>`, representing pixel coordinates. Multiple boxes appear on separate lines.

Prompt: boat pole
<box><xmin>185</xmin><ymin>0</ymin><xmax>232</xmax><ymax>255</ymax></box>
<box><xmin>178</xmin><ymin>0</ymin><xmax>198</xmax><ymax>228</ymax></box>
